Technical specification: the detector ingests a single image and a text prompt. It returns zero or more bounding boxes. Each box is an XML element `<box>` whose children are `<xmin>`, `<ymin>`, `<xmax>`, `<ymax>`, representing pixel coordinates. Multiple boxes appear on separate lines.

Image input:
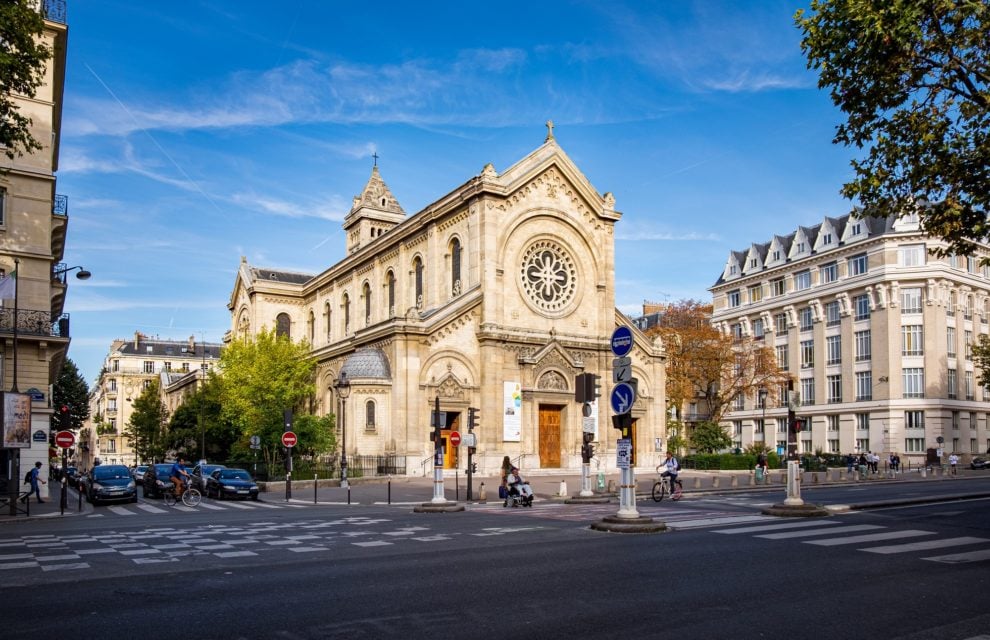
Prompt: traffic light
<box><xmin>59</xmin><ymin>404</ymin><xmax>70</xmax><ymax>430</ymax></box>
<box><xmin>467</xmin><ymin>407</ymin><xmax>479</xmax><ymax>431</ymax></box>
<box><xmin>581</xmin><ymin>432</ymin><xmax>595</xmax><ymax>462</ymax></box>
<box><xmin>470</xmin><ymin>462</ymin><xmax>477</xmax><ymax>473</ymax></box>
<box><xmin>612</xmin><ymin>414</ymin><xmax>632</xmax><ymax>438</ymax></box>
<box><xmin>588</xmin><ymin>374</ymin><xmax>601</xmax><ymax>400</ymax></box>
<box><xmin>575</xmin><ymin>373</ymin><xmax>588</xmax><ymax>403</ymax></box>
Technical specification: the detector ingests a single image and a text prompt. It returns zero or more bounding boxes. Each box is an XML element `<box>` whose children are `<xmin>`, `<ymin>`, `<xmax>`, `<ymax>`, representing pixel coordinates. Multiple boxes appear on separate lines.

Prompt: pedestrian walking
<box><xmin>949</xmin><ymin>453</ymin><xmax>959</xmax><ymax>475</ymax></box>
<box><xmin>21</xmin><ymin>461</ymin><xmax>47</xmax><ymax>504</ymax></box>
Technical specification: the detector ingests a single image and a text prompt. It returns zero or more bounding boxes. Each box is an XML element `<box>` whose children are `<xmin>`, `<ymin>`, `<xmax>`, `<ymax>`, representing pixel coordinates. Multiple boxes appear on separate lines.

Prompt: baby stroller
<box><xmin>501</xmin><ymin>469</ymin><xmax>534</xmax><ymax>507</ymax></box>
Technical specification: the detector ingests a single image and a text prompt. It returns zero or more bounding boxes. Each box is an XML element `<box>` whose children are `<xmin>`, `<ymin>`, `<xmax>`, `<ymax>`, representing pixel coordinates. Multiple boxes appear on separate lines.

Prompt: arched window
<box><xmin>363</xmin><ymin>282</ymin><xmax>372</xmax><ymax>325</ymax></box>
<box><xmin>324</xmin><ymin>302</ymin><xmax>332</xmax><ymax>342</ymax></box>
<box><xmin>275</xmin><ymin>313</ymin><xmax>291</xmax><ymax>338</ymax></box>
<box><xmin>387</xmin><ymin>270</ymin><xmax>396</xmax><ymax>317</ymax></box>
<box><xmin>308</xmin><ymin>310</ymin><xmax>315</xmax><ymax>342</ymax></box>
<box><xmin>450</xmin><ymin>237</ymin><xmax>462</xmax><ymax>296</ymax></box>
<box><xmin>365</xmin><ymin>400</ymin><xmax>376</xmax><ymax>430</ymax></box>
<box><xmin>342</xmin><ymin>293</ymin><xmax>350</xmax><ymax>334</ymax></box>
<box><xmin>414</xmin><ymin>257</ymin><xmax>424</xmax><ymax>309</ymax></box>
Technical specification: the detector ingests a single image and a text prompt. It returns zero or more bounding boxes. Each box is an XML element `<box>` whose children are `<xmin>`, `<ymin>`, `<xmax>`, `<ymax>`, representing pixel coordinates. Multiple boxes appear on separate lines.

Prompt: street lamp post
<box><xmin>758</xmin><ymin>386</ymin><xmax>768</xmax><ymax>446</ymax></box>
<box><xmin>335</xmin><ymin>372</ymin><xmax>351</xmax><ymax>487</ymax></box>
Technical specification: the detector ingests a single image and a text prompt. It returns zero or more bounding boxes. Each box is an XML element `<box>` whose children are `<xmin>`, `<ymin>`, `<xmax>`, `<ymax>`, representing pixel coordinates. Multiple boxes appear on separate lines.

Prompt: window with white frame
<box><xmin>800</xmin><ymin>377</ymin><xmax>815</xmax><ymax>405</ymax></box>
<box><xmin>826</xmin><ymin>335</ymin><xmax>841</xmax><ymax>365</ymax></box>
<box><xmin>801</xmin><ymin>340</ymin><xmax>814</xmax><ymax>368</ymax></box>
<box><xmin>854</xmin><ymin>294</ymin><xmax>871</xmax><ymax>320</ymax></box>
<box><xmin>905</xmin><ymin>438</ymin><xmax>925</xmax><ymax>452</ymax></box>
<box><xmin>825</xmin><ymin>301</ymin><xmax>841</xmax><ymax>326</ymax></box>
<box><xmin>827</xmin><ymin>374</ymin><xmax>842</xmax><ymax>403</ymax></box>
<box><xmin>752</xmin><ymin>318</ymin><xmax>764</xmax><ymax>339</ymax></box>
<box><xmin>748</xmin><ymin>284</ymin><xmax>763</xmax><ymax>303</ymax></box>
<box><xmin>952</xmin><ymin>411</ymin><xmax>960</xmax><ymax>430</ymax></box>
<box><xmin>728</xmin><ymin>290</ymin><xmax>740</xmax><ymax>307</ymax></box>
<box><xmin>777</xmin><ymin>418</ymin><xmax>788</xmax><ymax>434</ymax></box>
<box><xmin>947</xmin><ymin>290</ymin><xmax>956</xmax><ymax>316</ymax></box>
<box><xmin>899</xmin><ymin>243</ymin><xmax>925</xmax><ymax>266</ymax></box>
<box><xmin>365</xmin><ymin>400</ymin><xmax>376</xmax><ymax>431</ymax></box>
<box><xmin>108</xmin><ymin>379</ymin><xmax>117</xmax><ymax>391</ymax></box>
<box><xmin>776</xmin><ymin>344</ymin><xmax>789</xmax><ymax>370</ymax></box>
<box><xmin>794</xmin><ymin>270</ymin><xmax>811</xmax><ymax>290</ymax></box>
<box><xmin>971</xmin><ymin>438</ymin><xmax>978</xmax><ymax>453</ymax></box>
<box><xmin>901</xmin><ymin>287</ymin><xmax>923</xmax><ymax>313</ymax></box>
<box><xmin>856</xmin><ymin>413</ymin><xmax>870</xmax><ymax>430</ymax></box>
<box><xmin>965</xmin><ymin>330</ymin><xmax>973</xmax><ymax>359</ymax></box>
<box><xmin>755</xmin><ymin>419</ymin><xmax>765</xmax><ymax>435</ymax></box>
<box><xmin>947</xmin><ymin>326</ymin><xmax>956</xmax><ymax>357</ymax></box>
<box><xmin>143</xmin><ymin>361</ymin><xmax>154</xmax><ymax>374</ymax></box>
<box><xmin>905</xmin><ymin>410</ymin><xmax>925</xmax><ymax>429</ymax></box>
<box><xmin>733</xmin><ymin>421</ymin><xmax>742</xmax><ymax>435</ymax></box>
<box><xmin>901</xmin><ymin>325</ymin><xmax>924</xmax><ymax>356</ymax></box>
<box><xmin>108</xmin><ymin>399</ymin><xmax>117</xmax><ymax>412</ymax></box>
<box><xmin>856</xmin><ymin>438</ymin><xmax>870</xmax><ymax>452</ymax></box>
<box><xmin>771</xmin><ymin>278</ymin><xmax>785</xmax><ymax>297</ymax></box>
<box><xmin>828</xmin><ymin>438</ymin><xmax>840</xmax><ymax>453</ymax></box>
<box><xmin>966</xmin><ymin>371</ymin><xmax>974</xmax><ymax>400</ymax></box>
<box><xmin>775</xmin><ymin>312</ymin><xmax>788</xmax><ymax>334</ymax></box>
<box><xmin>731</xmin><ymin>323</ymin><xmax>743</xmax><ymax>339</ymax></box>
<box><xmin>733</xmin><ymin>394</ymin><xmax>745</xmax><ymax>410</ymax></box>
<box><xmin>903</xmin><ymin>368</ymin><xmax>925</xmax><ymax>397</ymax></box>
<box><xmin>820</xmin><ymin>262</ymin><xmax>838</xmax><ymax>284</ymax></box>
<box><xmin>800</xmin><ymin>307</ymin><xmax>813</xmax><ymax>331</ymax></box>
<box><xmin>855</xmin><ymin>330</ymin><xmax>871</xmax><ymax>361</ymax></box>
<box><xmin>827</xmin><ymin>415</ymin><xmax>839</xmax><ymax>432</ymax></box>
<box><xmin>855</xmin><ymin>371</ymin><xmax>872</xmax><ymax>400</ymax></box>
<box><xmin>948</xmin><ymin>368</ymin><xmax>957</xmax><ymax>399</ymax></box>
<box><xmin>848</xmin><ymin>253</ymin><xmax>868</xmax><ymax>276</ymax></box>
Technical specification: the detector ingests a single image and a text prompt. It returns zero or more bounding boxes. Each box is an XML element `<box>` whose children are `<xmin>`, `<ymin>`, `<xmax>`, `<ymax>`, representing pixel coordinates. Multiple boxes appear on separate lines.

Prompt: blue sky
<box><xmin>58</xmin><ymin>0</ymin><xmax>855</xmax><ymax>385</ymax></box>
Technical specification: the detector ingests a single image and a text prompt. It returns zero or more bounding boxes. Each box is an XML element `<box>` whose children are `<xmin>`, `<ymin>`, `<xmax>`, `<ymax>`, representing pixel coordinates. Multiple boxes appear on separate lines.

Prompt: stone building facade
<box><xmin>227</xmin><ymin>132</ymin><xmax>666</xmax><ymax>475</ymax></box>
<box><xmin>711</xmin><ymin>212</ymin><xmax>990</xmax><ymax>465</ymax></box>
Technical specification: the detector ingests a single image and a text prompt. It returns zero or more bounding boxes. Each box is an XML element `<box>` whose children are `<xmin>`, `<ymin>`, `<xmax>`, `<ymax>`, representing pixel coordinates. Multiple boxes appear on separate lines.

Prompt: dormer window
<box><xmin>750</xmin><ymin>259</ymin><xmax>758</xmax><ymax>268</ymax></box>
<box><xmin>772</xmin><ymin>250</ymin><xmax>781</xmax><ymax>261</ymax></box>
<box><xmin>851</xmin><ymin>222</ymin><xmax>862</xmax><ymax>235</ymax></box>
<box><xmin>797</xmin><ymin>242</ymin><xmax>806</xmax><ymax>253</ymax></box>
<box><xmin>822</xmin><ymin>233</ymin><xmax>833</xmax><ymax>245</ymax></box>
<box><xmin>729</xmin><ymin>264</ymin><xmax>737</xmax><ymax>275</ymax></box>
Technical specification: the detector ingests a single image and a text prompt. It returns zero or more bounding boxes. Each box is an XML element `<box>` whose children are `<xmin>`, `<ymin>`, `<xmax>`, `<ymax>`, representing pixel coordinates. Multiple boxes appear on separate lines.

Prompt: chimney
<box><xmin>188</xmin><ymin>335</ymin><xmax>195</xmax><ymax>353</ymax></box>
<box><xmin>134</xmin><ymin>331</ymin><xmax>141</xmax><ymax>349</ymax></box>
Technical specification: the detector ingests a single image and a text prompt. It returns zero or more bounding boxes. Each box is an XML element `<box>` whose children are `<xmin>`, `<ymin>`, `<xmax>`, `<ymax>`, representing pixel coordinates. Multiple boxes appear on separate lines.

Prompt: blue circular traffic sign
<box><xmin>610</xmin><ymin>326</ymin><xmax>633</xmax><ymax>357</ymax></box>
<box><xmin>609</xmin><ymin>382</ymin><xmax>636</xmax><ymax>415</ymax></box>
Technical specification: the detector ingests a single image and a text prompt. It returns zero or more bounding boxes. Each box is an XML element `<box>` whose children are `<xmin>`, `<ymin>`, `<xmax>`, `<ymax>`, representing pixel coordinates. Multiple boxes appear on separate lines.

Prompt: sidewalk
<box><xmin>0</xmin><ymin>483</ymin><xmax>90</xmax><ymax>524</ymax></box>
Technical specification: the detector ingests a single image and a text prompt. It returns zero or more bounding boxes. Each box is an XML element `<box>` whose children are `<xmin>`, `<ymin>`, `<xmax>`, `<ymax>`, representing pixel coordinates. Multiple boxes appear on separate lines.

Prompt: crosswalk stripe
<box><xmin>713</xmin><ymin>520</ymin><xmax>842</xmax><ymax>534</ymax></box>
<box><xmin>861</xmin><ymin>536</ymin><xmax>990</xmax><ymax>555</ymax></box>
<box><xmin>804</xmin><ymin>530</ymin><xmax>935</xmax><ymax>546</ymax></box>
<box><xmin>219</xmin><ymin>501</ymin><xmax>255</xmax><ymax>509</ymax></box>
<box><xmin>136</xmin><ymin>503</ymin><xmax>167</xmax><ymax>513</ymax></box>
<box><xmin>756</xmin><ymin>524</ymin><xmax>883</xmax><ymax>540</ymax></box>
<box><xmin>107</xmin><ymin>506</ymin><xmax>137</xmax><ymax>516</ymax></box>
<box><xmin>922</xmin><ymin>548</ymin><xmax>990</xmax><ymax>564</ymax></box>
<box><xmin>247</xmin><ymin>501</ymin><xmax>282</xmax><ymax>509</ymax></box>
<box><xmin>195</xmin><ymin>502</ymin><xmax>227</xmax><ymax>511</ymax></box>
<box><xmin>669</xmin><ymin>515</ymin><xmax>772</xmax><ymax>530</ymax></box>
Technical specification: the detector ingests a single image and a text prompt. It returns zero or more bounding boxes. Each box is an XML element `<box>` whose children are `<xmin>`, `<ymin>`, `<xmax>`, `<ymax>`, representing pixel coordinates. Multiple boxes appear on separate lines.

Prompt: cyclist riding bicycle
<box><xmin>659</xmin><ymin>450</ymin><xmax>682</xmax><ymax>491</ymax></box>
<box><xmin>170</xmin><ymin>457</ymin><xmax>191</xmax><ymax>498</ymax></box>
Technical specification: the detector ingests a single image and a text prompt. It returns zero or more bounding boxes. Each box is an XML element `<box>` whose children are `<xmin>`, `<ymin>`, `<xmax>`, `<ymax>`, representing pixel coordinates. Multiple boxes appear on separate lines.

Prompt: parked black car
<box><xmin>143</xmin><ymin>463</ymin><xmax>177</xmax><ymax>499</ymax></box>
<box><xmin>191</xmin><ymin>463</ymin><xmax>226</xmax><ymax>492</ymax></box>
<box><xmin>205</xmin><ymin>468</ymin><xmax>260</xmax><ymax>500</ymax></box>
<box><xmin>971</xmin><ymin>457</ymin><xmax>989</xmax><ymax>470</ymax></box>
<box><xmin>84</xmin><ymin>465</ymin><xmax>137</xmax><ymax>505</ymax></box>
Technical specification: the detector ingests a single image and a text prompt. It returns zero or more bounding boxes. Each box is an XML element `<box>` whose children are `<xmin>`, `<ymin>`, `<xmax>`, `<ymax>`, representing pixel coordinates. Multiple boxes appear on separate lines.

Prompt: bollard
<box><xmin>812</xmin><ymin>472</ymin><xmax>818</xmax><ymax>484</ymax></box>
<box><xmin>387</xmin><ymin>475</ymin><xmax>392</xmax><ymax>504</ymax></box>
<box><xmin>712</xmin><ymin>476</ymin><xmax>720</xmax><ymax>489</ymax></box>
<box><xmin>479</xmin><ymin>482</ymin><xmax>487</xmax><ymax>503</ymax></box>
<box><xmin>314</xmin><ymin>474</ymin><xmax>318</xmax><ymax>504</ymax></box>
<box><xmin>730</xmin><ymin>475</ymin><xmax>738</xmax><ymax>487</ymax></box>
<box><xmin>558</xmin><ymin>481</ymin><xmax>567</xmax><ymax>497</ymax></box>
<box><xmin>693</xmin><ymin>476</ymin><xmax>702</xmax><ymax>489</ymax></box>
<box><xmin>347</xmin><ymin>485</ymin><xmax>351</xmax><ymax>505</ymax></box>
<box><xmin>607</xmin><ymin>479</ymin><xmax>616</xmax><ymax>493</ymax></box>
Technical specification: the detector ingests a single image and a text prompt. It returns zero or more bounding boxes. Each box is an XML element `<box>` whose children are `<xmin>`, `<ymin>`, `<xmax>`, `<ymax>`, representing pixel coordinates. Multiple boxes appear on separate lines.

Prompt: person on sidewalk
<box><xmin>949</xmin><ymin>453</ymin><xmax>959</xmax><ymax>475</ymax></box>
<box><xmin>21</xmin><ymin>461</ymin><xmax>46</xmax><ymax>504</ymax></box>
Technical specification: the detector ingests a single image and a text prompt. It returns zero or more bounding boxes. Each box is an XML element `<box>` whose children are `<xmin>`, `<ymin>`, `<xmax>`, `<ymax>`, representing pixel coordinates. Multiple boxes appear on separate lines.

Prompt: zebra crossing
<box><xmin>88</xmin><ymin>498</ymin><xmax>310</xmax><ymax>517</ymax></box>
<box><xmin>710</xmin><ymin>518</ymin><xmax>990</xmax><ymax>564</ymax></box>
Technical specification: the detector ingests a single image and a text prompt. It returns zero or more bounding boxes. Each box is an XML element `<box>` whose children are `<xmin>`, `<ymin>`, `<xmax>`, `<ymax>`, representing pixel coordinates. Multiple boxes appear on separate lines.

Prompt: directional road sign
<box><xmin>612</xmin><ymin>356</ymin><xmax>632</xmax><ymax>383</ymax></box>
<box><xmin>55</xmin><ymin>430</ymin><xmax>75</xmax><ymax>448</ymax></box>
<box><xmin>610</xmin><ymin>326</ymin><xmax>633</xmax><ymax>358</ymax></box>
<box><xmin>609</xmin><ymin>382</ymin><xmax>636</xmax><ymax>415</ymax></box>
<box><xmin>281</xmin><ymin>431</ymin><xmax>298</xmax><ymax>448</ymax></box>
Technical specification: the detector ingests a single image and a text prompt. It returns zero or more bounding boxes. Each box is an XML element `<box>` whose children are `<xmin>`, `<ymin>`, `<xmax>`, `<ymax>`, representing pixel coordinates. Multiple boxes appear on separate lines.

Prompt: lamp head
<box><xmin>75</xmin><ymin>269</ymin><xmax>92</xmax><ymax>280</ymax></box>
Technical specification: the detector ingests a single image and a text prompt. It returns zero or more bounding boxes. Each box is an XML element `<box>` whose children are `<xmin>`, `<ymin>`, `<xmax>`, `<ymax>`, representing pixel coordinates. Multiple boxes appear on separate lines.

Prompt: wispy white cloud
<box><xmin>615</xmin><ymin>229</ymin><xmax>721</xmax><ymax>242</ymax></box>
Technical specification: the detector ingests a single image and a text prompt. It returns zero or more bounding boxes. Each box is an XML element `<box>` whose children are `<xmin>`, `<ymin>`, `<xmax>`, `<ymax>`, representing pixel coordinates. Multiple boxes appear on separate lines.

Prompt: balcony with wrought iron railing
<box><xmin>0</xmin><ymin>309</ymin><xmax>71</xmax><ymax>338</ymax></box>
<box><xmin>33</xmin><ymin>0</ymin><xmax>67</xmax><ymax>24</ymax></box>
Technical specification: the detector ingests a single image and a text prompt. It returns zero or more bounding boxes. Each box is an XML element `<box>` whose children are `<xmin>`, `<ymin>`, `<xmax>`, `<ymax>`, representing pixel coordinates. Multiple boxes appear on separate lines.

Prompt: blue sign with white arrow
<box><xmin>610</xmin><ymin>326</ymin><xmax>633</xmax><ymax>358</ymax></box>
<box><xmin>609</xmin><ymin>382</ymin><xmax>636</xmax><ymax>415</ymax></box>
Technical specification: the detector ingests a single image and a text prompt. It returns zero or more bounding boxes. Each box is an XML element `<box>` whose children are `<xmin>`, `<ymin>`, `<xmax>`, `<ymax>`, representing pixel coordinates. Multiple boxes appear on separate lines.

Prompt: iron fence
<box><xmin>218</xmin><ymin>454</ymin><xmax>407</xmax><ymax>482</ymax></box>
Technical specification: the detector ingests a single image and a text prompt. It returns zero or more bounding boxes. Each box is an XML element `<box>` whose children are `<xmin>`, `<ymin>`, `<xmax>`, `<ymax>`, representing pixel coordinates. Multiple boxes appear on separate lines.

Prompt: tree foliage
<box><xmin>52</xmin><ymin>358</ymin><xmax>89</xmax><ymax>430</ymax></box>
<box><xmin>0</xmin><ymin>0</ymin><xmax>52</xmax><ymax>158</ymax></box>
<box><xmin>796</xmin><ymin>1</ymin><xmax>990</xmax><ymax>257</ymax></box>
<box><xmin>689</xmin><ymin>421</ymin><xmax>734</xmax><ymax>454</ymax></box>
<box><xmin>123</xmin><ymin>379</ymin><xmax>169</xmax><ymax>463</ymax></box>
<box><xmin>646</xmin><ymin>300</ymin><xmax>789</xmax><ymax>425</ymax></box>
<box><xmin>166</xmin><ymin>376</ymin><xmax>240</xmax><ymax>462</ymax></box>
<box><xmin>215</xmin><ymin>328</ymin><xmax>322</xmax><ymax>466</ymax></box>
<box><xmin>972</xmin><ymin>335</ymin><xmax>990</xmax><ymax>389</ymax></box>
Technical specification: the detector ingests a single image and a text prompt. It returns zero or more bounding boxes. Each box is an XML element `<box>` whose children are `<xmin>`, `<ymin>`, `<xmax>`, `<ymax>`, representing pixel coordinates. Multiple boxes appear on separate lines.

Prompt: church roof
<box><xmin>340</xmin><ymin>347</ymin><xmax>391</xmax><ymax>380</ymax></box>
<box><xmin>350</xmin><ymin>166</ymin><xmax>405</xmax><ymax>216</ymax></box>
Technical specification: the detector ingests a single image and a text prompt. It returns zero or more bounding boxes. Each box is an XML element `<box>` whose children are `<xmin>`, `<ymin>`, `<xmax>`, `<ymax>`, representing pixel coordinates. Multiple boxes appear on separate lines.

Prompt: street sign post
<box><xmin>281</xmin><ymin>431</ymin><xmax>297</xmax><ymax>448</ymax></box>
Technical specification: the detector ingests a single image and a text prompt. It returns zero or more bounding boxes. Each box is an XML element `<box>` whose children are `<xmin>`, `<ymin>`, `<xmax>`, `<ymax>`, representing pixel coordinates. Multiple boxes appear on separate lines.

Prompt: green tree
<box><xmin>689</xmin><ymin>421</ymin><xmax>733</xmax><ymax>454</ymax></box>
<box><xmin>166</xmin><ymin>376</ymin><xmax>241</xmax><ymax>462</ymax></box>
<box><xmin>216</xmin><ymin>328</ymin><xmax>322</xmax><ymax>467</ymax></box>
<box><xmin>972</xmin><ymin>335</ymin><xmax>990</xmax><ymax>389</ymax></box>
<box><xmin>123</xmin><ymin>379</ymin><xmax>168</xmax><ymax>463</ymax></box>
<box><xmin>0</xmin><ymin>0</ymin><xmax>52</xmax><ymax>158</ymax></box>
<box><xmin>796</xmin><ymin>1</ymin><xmax>990</xmax><ymax>258</ymax></box>
<box><xmin>52</xmin><ymin>358</ymin><xmax>90</xmax><ymax>430</ymax></box>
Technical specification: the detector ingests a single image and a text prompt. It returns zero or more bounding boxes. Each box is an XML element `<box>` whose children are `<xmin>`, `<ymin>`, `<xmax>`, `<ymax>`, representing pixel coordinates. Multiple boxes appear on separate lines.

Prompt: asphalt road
<box><xmin>2</xmin><ymin>482</ymin><xmax>988</xmax><ymax>639</ymax></box>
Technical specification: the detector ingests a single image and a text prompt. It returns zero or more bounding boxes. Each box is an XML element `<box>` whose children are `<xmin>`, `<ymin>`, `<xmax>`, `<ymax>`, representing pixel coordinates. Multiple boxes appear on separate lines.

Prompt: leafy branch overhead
<box><xmin>796</xmin><ymin>0</ymin><xmax>989</xmax><ymax>258</ymax></box>
<box><xmin>0</xmin><ymin>0</ymin><xmax>52</xmax><ymax>158</ymax></box>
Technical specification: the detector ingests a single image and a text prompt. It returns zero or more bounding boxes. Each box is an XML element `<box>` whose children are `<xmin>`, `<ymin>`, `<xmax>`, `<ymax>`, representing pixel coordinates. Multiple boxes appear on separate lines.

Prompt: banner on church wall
<box><xmin>503</xmin><ymin>381</ymin><xmax>521</xmax><ymax>441</ymax></box>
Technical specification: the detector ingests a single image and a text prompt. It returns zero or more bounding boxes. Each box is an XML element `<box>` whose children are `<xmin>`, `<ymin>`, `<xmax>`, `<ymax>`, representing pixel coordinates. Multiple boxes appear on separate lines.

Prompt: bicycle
<box><xmin>163</xmin><ymin>482</ymin><xmax>201</xmax><ymax>507</ymax></box>
<box><xmin>651</xmin><ymin>468</ymin><xmax>683</xmax><ymax>502</ymax></box>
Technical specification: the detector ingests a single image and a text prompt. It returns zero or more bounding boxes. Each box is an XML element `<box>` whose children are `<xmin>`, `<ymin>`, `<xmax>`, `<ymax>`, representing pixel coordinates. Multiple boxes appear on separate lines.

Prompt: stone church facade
<box><xmin>227</xmin><ymin>131</ymin><xmax>666</xmax><ymax>476</ymax></box>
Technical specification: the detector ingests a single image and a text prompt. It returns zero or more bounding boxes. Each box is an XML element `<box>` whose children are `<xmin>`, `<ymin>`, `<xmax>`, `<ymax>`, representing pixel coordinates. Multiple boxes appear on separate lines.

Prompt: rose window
<box><xmin>520</xmin><ymin>240</ymin><xmax>577</xmax><ymax>313</ymax></box>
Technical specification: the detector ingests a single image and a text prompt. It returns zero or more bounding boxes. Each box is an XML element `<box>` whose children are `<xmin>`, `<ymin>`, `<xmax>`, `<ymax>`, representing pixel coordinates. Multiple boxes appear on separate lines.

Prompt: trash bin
<box><xmin>596</xmin><ymin>472</ymin><xmax>606</xmax><ymax>491</ymax></box>
<box><xmin>755</xmin><ymin>467</ymin><xmax>765</xmax><ymax>484</ymax></box>
<box><xmin>858</xmin><ymin>464</ymin><xmax>867</xmax><ymax>478</ymax></box>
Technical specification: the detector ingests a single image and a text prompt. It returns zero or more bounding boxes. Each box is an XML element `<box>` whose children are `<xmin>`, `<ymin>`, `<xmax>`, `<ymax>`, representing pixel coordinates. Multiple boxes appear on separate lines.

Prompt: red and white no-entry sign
<box><xmin>281</xmin><ymin>431</ymin><xmax>297</xmax><ymax>447</ymax></box>
<box><xmin>55</xmin><ymin>430</ymin><xmax>75</xmax><ymax>448</ymax></box>
<box><xmin>449</xmin><ymin>431</ymin><xmax>461</xmax><ymax>447</ymax></box>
